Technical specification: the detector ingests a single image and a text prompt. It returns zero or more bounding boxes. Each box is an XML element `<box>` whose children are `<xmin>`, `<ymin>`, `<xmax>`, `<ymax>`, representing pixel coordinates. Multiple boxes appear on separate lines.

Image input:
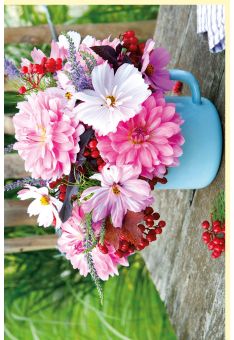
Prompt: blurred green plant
<box><xmin>211</xmin><ymin>189</ymin><xmax>225</xmax><ymax>223</ymax></box>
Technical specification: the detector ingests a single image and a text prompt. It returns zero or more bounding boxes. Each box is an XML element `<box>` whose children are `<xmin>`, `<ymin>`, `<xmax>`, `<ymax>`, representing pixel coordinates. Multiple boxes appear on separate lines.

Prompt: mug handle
<box><xmin>169</xmin><ymin>69</ymin><xmax>202</xmax><ymax>105</ymax></box>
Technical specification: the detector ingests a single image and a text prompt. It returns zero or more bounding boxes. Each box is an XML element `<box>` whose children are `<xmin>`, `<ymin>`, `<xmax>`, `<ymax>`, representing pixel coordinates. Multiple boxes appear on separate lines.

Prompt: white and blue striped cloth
<box><xmin>197</xmin><ymin>5</ymin><xmax>225</xmax><ymax>53</ymax></box>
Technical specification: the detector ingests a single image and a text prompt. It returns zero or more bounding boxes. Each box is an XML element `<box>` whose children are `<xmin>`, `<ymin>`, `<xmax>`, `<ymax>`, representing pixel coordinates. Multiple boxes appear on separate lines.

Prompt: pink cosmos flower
<box><xmin>80</xmin><ymin>165</ymin><xmax>154</xmax><ymax>228</ymax></box>
<box><xmin>13</xmin><ymin>88</ymin><xmax>85</xmax><ymax>180</ymax></box>
<box><xmin>75</xmin><ymin>61</ymin><xmax>151</xmax><ymax>136</ymax></box>
<box><xmin>21</xmin><ymin>40</ymin><xmax>66</xmax><ymax>67</ymax></box>
<box><xmin>17</xmin><ymin>185</ymin><xmax>62</xmax><ymax>228</ymax></box>
<box><xmin>141</xmin><ymin>39</ymin><xmax>174</xmax><ymax>92</ymax></box>
<box><xmin>58</xmin><ymin>203</ymin><xmax>128</xmax><ymax>280</ymax></box>
<box><xmin>97</xmin><ymin>92</ymin><xmax>185</xmax><ymax>179</ymax></box>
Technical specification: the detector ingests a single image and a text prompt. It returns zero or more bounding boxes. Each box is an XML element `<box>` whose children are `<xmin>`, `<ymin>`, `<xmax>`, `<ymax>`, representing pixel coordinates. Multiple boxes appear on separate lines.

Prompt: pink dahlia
<box><xmin>97</xmin><ymin>92</ymin><xmax>185</xmax><ymax>179</ymax></box>
<box><xmin>80</xmin><ymin>165</ymin><xmax>154</xmax><ymax>228</ymax></box>
<box><xmin>13</xmin><ymin>88</ymin><xmax>85</xmax><ymax>180</ymax></box>
<box><xmin>58</xmin><ymin>203</ymin><xmax>128</xmax><ymax>280</ymax></box>
<box><xmin>141</xmin><ymin>39</ymin><xmax>174</xmax><ymax>92</ymax></box>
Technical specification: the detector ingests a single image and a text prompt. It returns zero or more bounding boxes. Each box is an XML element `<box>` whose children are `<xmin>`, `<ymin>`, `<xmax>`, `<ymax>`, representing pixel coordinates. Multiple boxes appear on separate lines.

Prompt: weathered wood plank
<box><xmin>4</xmin><ymin>199</ymin><xmax>36</xmax><ymax>227</ymax></box>
<box><xmin>5</xmin><ymin>235</ymin><xmax>57</xmax><ymax>254</ymax></box>
<box><xmin>142</xmin><ymin>5</ymin><xmax>225</xmax><ymax>340</ymax></box>
<box><xmin>4</xmin><ymin>20</ymin><xmax>156</xmax><ymax>45</ymax></box>
<box><xmin>4</xmin><ymin>154</ymin><xmax>29</xmax><ymax>179</ymax></box>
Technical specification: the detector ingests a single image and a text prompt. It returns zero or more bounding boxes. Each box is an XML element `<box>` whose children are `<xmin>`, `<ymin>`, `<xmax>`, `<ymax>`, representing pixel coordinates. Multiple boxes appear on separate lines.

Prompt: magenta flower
<box><xmin>58</xmin><ymin>203</ymin><xmax>128</xmax><ymax>280</ymax></box>
<box><xmin>141</xmin><ymin>39</ymin><xmax>174</xmax><ymax>92</ymax></box>
<box><xmin>80</xmin><ymin>165</ymin><xmax>154</xmax><ymax>228</ymax></box>
<box><xmin>97</xmin><ymin>92</ymin><xmax>185</xmax><ymax>179</ymax></box>
<box><xmin>13</xmin><ymin>88</ymin><xmax>84</xmax><ymax>180</ymax></box>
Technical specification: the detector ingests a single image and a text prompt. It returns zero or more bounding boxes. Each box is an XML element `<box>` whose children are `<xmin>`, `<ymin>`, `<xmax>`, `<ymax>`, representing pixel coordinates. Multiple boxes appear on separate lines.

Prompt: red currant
<box><xmin>202</xmin><ymin>220</ymin><xmax>210</xmax><ymax>229</ymax></box>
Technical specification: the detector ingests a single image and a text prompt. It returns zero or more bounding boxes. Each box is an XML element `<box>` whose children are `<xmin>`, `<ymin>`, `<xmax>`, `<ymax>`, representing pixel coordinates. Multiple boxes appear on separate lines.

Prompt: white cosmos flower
<box><xmin>74</xmin><ymin>61</ymin><xmax>151</xmax><ymax>136</ymax></box>
<box><xmin>17</xmin><ymin>185</ymin><xmax>62</xmax><ymax>229</ymax></box>
<box><xmin>57</xmin><ymin>71</ymin><xmax>80</xmax><ymax>110</ymax></box>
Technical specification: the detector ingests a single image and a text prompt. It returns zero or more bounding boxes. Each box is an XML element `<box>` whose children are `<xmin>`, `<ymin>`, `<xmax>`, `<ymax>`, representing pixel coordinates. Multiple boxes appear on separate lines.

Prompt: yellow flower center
<box><xmin>112</xmin><ymin>184</ymin><xmax>120</xmax><ymax>195</ymax></box>
<box><xmin>37</xmin><ymin>125</ymin><xmax>47</xmax><ymax>143</ymax></box>
<box><xmin>106</xmin><ymin>95</ymin><xmax>116</xmax><ymax>107</ymax></box>
<box><xmin>40</xmin><ymin>195</ymin><xmax>50</xmax><ymax>205</ymax></box>
<box><xmin>145</xmin><ymin>64</ymin><xmax>154</xmax><ymax>76</ymax></box>
<box><xmin>65</xmin><ymin>92</ymin><xmax>73</xmax><ymax>100</ymax></box>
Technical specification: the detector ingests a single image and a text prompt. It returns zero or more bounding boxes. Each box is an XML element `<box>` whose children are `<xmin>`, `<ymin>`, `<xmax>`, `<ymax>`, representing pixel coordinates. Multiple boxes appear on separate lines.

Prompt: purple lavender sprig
<box><xmin>65</xmin><ymin>34</ymin><xmax>92</xmax><ymax>91</ymax></box>
<box><xmin>4</xmin><ymin>178</ymin><xmax>47</xmax><ymax>192</ymax></box>
<box><xmin>4</xmin><ymin>58</ymin><xmax>20</xmax><ymax>79</ymax></box>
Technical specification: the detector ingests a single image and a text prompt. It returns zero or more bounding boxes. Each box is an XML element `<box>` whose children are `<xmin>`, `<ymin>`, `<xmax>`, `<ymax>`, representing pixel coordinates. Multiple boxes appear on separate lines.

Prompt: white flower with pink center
<box><xmin>74</xmin><ymin>61</ymin><xmax>151</xmax><ymax>136</ymax></box>
<box><xmin>97</xmin><ymin>92</ymin><xmax>185</xmax><ymax>179</ymax></box>
<box><xmin>80</xmin><ymin>165</ymin><xmax>154</xmax><ymax>228</ymax></box>
<box><xmin>58</xmin><ymin>203</ymin><xmax>128</xmax><ymax>280</ymax></box>
<box><xmin>17</xmin><ymin>185</ymin><xmax>62</xmax><ymax>228</ymax></box>
<box><xmin>13</xmin><ymin>88</ymin><xmax>85</xmax><ymax>180</ymax></box>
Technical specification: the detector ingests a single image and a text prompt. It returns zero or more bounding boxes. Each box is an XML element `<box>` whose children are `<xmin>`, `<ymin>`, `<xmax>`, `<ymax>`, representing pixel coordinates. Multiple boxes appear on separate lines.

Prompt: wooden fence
<box><xmin>4</xmin><ymin>20</ymin><xmax>156</xmax><ymax>253</ymax></box>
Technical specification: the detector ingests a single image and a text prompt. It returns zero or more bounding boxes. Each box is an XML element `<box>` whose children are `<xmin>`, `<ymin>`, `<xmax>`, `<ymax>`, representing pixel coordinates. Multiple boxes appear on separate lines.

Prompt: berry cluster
<box><xmin>19</xmin><ymin>57</ymin><xmax>63</xmax><ymax>94</ymax></box>
<box><xmin>122</xmin><ymin>30</ymin><xmax>145</xmax><ymax>54</ymax></box>
<box><xmin>172</xmin><ymin>81</ymin><xmax>183</xmax><ymax>95</ymax></box>
<box><xmin>83</xmin><ymin>138</ymin><xmax>106</xmax><ymax>172</ymax></box>
<box><xmin>137</xmin><ymin>206</ymin><xmax>166</xmax><ymax>248</ymax></box>
<box><xmin>201</xmin><ymin>218</ymin><xmax>225</xmax><ymax>258</ymax></box>
<box><xmin>49</xmin><ymin>176</ymin><xmax>69</xmax><ymax>202</ymax></box>
<box><xmin>140</xmin><ymin>174</ymin><xmax>167</xmax><ymax>190</ymax></box>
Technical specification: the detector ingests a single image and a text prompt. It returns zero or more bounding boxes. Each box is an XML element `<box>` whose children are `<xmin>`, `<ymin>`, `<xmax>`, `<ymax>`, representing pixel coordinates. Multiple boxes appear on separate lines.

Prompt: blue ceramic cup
<box><xmin>156</xmin><ymin>69</ymin><xmax>223</xmax><ymax>190</ymax></box>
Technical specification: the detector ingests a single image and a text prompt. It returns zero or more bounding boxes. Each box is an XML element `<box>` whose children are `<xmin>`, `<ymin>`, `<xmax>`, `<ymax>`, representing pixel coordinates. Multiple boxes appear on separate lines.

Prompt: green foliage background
<box><xmin>4</xmin><ymin>5</ymin><xmax>177</xmax><ymax>340</ymax></box>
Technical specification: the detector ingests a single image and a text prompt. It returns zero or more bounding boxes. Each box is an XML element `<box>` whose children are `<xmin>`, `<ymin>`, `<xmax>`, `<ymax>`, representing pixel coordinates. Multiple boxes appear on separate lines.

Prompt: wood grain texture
<box><xmin>142</xmin><ymin>5</ymin><xmax>225</xmax><ymax>340</ymax></box>
<box><xmin>4</xmin><ymin>20</ymin><xmax>156</xmax><ymax>45</ymax></box>
<box><xmin>4</xmin><ymin>154</ymin><xmax>30</xmax><ymax>179</ymax></box>
<box><xmin>5</xmin><ymin>199</ymin><xmax>37</xmax><ymax>227</ymax></box>
<box><xmin>5</xmin><ymin>235</ymin><xmax>57</xmax><ymax>254</ymax></box>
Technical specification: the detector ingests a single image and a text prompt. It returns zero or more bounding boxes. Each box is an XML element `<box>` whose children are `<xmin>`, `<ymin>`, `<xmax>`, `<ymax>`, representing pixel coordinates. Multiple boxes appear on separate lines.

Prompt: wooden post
<box><xmin>4</xmin><ymin>154</ymin><xmax>30</xmax><ymax>179</ymax></box>
<box><xmin>142</xmin><ymin>5</ymin><xmax>225</xmax><ymax>340</ymax></box>
<box><xmin>5</xmin><ymin>199</ymin><xmax>37</xmax><ymax>227</ymax></box>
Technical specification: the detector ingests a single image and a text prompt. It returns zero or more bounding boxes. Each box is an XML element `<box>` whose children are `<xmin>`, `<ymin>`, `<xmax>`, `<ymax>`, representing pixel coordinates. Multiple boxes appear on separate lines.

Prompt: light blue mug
<box><xmin>156</xmin><ymin>69</ymin><xmax>223</xmax><ymax>190</ymax></box>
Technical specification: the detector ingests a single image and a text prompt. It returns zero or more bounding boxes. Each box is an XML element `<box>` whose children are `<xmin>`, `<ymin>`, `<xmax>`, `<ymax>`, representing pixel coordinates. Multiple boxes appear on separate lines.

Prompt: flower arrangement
<box><xmin>7</xmin><ymin>29</ymin><xmax>186</xmax><ymax>301</ymax></box>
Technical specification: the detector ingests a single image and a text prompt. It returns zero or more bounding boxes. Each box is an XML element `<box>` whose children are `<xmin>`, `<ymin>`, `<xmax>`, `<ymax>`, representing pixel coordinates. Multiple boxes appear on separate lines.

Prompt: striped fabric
<box><xmin>197</xmin><ymin>5</ymin><xmax>225</xmax><ymax>53</ymax></box>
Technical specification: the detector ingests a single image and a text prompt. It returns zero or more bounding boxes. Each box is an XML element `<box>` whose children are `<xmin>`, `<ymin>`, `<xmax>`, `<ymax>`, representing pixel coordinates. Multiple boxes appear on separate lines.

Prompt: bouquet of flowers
<box><xmin>7</xmin><ymin>29</ymin><xmax>185</xmax><ymax>300</ymax></box>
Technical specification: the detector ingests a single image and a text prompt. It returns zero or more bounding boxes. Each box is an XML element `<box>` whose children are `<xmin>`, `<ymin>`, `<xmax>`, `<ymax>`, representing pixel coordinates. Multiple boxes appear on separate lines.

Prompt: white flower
<box><xmin>17</xmin><ymin>185</ymin><xmax>62</xmax><ymax>229</ymax></box>
<box><xmin>74</xmin><ymin>62</ymin><xmax>151</xmax><ymax>136</ymax></box>
<box><xmin>58</xmin><ymin>31</ymin><xmax>81</xmax><ymax>51</ymax></box>
<box><xmin>57</xmin><ymin>71</ymin><xmax>80</xmax><ymax>110</ymax></box>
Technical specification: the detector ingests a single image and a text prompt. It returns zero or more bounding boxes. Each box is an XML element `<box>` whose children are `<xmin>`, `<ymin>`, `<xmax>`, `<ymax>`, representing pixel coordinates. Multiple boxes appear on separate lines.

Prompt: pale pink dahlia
<box><xmin>58</xmin><ymin>203</ymin><xmax>128</xmax><ymax>280</ymax></box>
<box><xmin>97</xmin><ymin>92</ymin><xmax>185</xmax><ymax>179</ymax></box>
<box><xmin>80</xmin><ymin>165</ymin><xmax>154</xmax><ymax>228</ymax></box>
<box><xmin>13</xmin><ymin>88</ymin><xmax>85</xmax><ymax>180</ymax></box>
<box><xmin>75</xmin><ymin>61</ymin><xmax>151</xmax><ymax>136</ymax></box>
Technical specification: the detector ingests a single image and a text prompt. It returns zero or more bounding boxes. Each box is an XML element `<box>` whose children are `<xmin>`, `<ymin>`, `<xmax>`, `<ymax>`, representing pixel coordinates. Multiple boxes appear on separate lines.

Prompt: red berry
<box><xmin>83</xmin><ymin>150</ymin><xmax>90</xmax><ymax>157</ymax></box>
<box><xmin>155</xmin><ymin>227</ymin><xmax>162</xmax><ymax>234</ymax></box>
<box><xmin>144</xmin><ymin>215</ymin><xmax>153</xmax><ymax>223</ymax></box>
<box><xmin>59</xmin><ymin>192</ymin><xmax>66</xmax><ymax>201</ymax></box>
<box><xmin>98</xmin><ymin>164</ymin><xmax>105</xmax><ymax>172</ymax></box>
<box><xmin>18</xmin><ymin>86</ymin><xmax>27</xmax><ymax>94</ymax></box>
<box><xmin>211</xmin><ymin>250</ymin><xmax>221</xmax><ymax>258</ymax></box>
<box><xmin>91</xmin><ymin>150</ymin><xmax>100</xmax><ymax>158</ymax></box>
<box><xmin>213</xmin><ymin>220</ymin><xmax>221</xmax><ymax>228</ymax></box>
<box><xmin>218</xmin><ymin>238</ymin><xmax>225</xmax><ymax>246</ymax></box>
<box><xmin>146</xmin><ymin>233</ymin><xmax>156</xmax><ymax>242</ymax></box>
<box><xmin>89</xmin><ymin>139</ymin><xmax>98</xmax><ymax>149</ymax></box>
<box><xmin>214</xmin><ymin>244</ymin><xmax>223</xmax><ymax>252</ymax></box>
<box><xmin>115</xmin><ymin>250</ymin><xmax>124</xmax><ymax>257</ymax></box>
<box><xmin>213</xmin><ymin>237</ymin><xmax>221</xmax><ymax>245</ymax></box>
<box><xmin>123</xmin><ymin>30</ymin><xmax>135</xmax><ymax>38</ymax></box>
<box><xmin>97</xmin><ymin>158</ymin><xmax>104</xmax><ymax>166</ymax></box>
<box><xmin>49</xmin><ymin>181</ymin><xmax>57</xmax><ymax>189</ymax></box>
<box><xmin>59</xmin><ymin>184</ymin><xmax>67</xmax><ymax>193</ymax></box>
<box><xmin>146</xmin><ymin>220</ymin><xmax>154</xmax><ymax>228</ymax></box>
<box><xmin>119</xmin><ymin>240</ymin><xmax>129</xmax><ymax>252</ymax></box>
<box><xmin>213</xmin><ymin>225</ymin><xmax>222</xmax><ymax>233</ymax></box>
<box><xmin>98</xmin><ymin>243</ymin><xmax>108</xmax><ymax>254</ymax></box>
<box><xmin>153</xmin><ymin>212</ymin><xmax>160</xmax><ymax>220</ymax></box>
<box><xmin>158</xmin><ymin>220</ymin><xmax>166</xmax><ymax>228</ymax></box>
<box><xmin>21</xmin><ymin>66</ymin><xmax>28</xmax><ymax>74</ymax></box>
<box><xmin>129</xmin><ymin>36</ymin><xmax>138</xmax><ymax>44</ymax></box>
<box><xmin>208</xmin><ymin>241</ymin><xmax>215</xmax><ymax>250</ymax></box>
<box><xmin>138</xmin><ymin>224</ymin><xmax>145</xmax><ymax>232</ymax></box>
<box><xmin>144</xmin><ymin>207</ymin><xmax>154</xmax><ymax>215</ymax></box>
<box><xmin>41</xmin><ymin>57</ymin><xmax>47</xmax><ymax>65</ymax></box>
<box><xmin>202</xmin><ymin>231</ymin><xmax>211</xmax><ymax>242</ymax></box>
<box><xmin>202</xmin><ymin>220</ymin><xmax>210</xmax><ymax>229</ymax></box>
<box><xmin>128</xmin><ymin>44</ymin><xmax>138</xmax><ymax>52</ymax></box>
